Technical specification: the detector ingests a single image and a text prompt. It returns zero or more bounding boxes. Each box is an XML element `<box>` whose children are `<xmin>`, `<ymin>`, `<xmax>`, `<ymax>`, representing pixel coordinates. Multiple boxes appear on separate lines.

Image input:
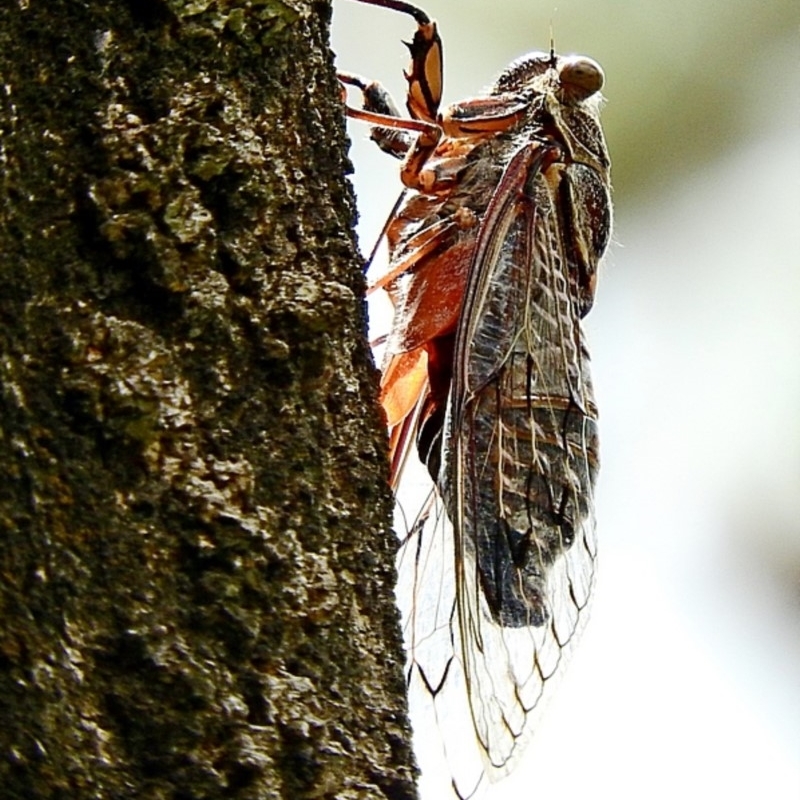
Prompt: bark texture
<box><xmin>0</xmin><ymin>1</ymin><xmax>416</xmax><ymax>798</ymax></box>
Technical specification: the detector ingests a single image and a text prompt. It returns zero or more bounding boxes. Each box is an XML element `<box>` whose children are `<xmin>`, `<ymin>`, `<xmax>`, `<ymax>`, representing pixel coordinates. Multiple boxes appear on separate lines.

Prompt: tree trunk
<box><xmin>0</xmin><ymin>1</ymin><xmax>416</xmax><ymax>798</ymax></box>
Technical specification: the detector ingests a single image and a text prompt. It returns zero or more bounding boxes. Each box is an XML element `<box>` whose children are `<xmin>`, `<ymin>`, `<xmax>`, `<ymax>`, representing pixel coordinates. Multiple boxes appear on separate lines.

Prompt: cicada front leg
<box><xmin>340</xmin><ymin>1</ymin><xmax>533</xmax><ymax>191</ymax></box>
<box><xmin>339</xmin><ymin>0</ymin><xmax>448</xmax><ymax>192</ymax></box>
<box><xmin>350</xmin><ymin>0</ymin><xmax>444</xmax><ymax>122</ymax></box>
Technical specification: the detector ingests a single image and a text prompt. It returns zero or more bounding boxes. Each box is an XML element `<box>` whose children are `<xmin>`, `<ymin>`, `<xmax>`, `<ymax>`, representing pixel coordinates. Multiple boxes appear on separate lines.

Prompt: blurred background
<box><xmin>331</xmin><ymin>1</ymin><xmax>800</xmax><ymax>797</ymax></box>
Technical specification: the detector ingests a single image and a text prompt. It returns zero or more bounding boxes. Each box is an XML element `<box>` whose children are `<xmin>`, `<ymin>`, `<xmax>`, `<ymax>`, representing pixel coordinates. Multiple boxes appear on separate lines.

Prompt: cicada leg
<box><xmin>339</xmin><ymin>0</ymin><xmax>448</xmax><ymax>191</ymax></box>
<box><xmin>337</xmin><ymin>72</ymin><xmax>412</xmax><ymax>159</ymax></box>
<box><xmin>341</xmin><ymin>1</ymin><xmax>531</xmax><ymax>190</ymax></box>
<box><xmin>339</xmin><ymin>77</ymin><xmax>445</xmax><ymax>192</ymax></box>
<box><xmin>438</xmin><ymin>94</ymin><xmax>531</xmax><ymax>138</ymax></box>
<box><xmin>349</xmin><ymin>0</ymin><xmax>443</xmax><ymax>122</ymax></box>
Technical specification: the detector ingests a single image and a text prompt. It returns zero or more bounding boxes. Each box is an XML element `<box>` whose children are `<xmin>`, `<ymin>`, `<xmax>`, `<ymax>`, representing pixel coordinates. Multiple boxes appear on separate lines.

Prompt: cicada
<box><xmin>341</xmin><ymin>1</ymin><xmax>611</xmax><ymax>796</ymax></box>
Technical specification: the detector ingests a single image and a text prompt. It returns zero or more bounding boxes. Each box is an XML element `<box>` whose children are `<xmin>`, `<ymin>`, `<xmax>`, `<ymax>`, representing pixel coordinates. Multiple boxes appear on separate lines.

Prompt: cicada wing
<box><xmin>394</xmin><ymin>472</ymin><xmax>487</xmax><ymax>800</ymax></box>
<box><xmin>446</xmin><ymin>143</ymin><xmax>600</xmax><ymax>778</ymax></box>
<box><xmin>391</xmin><ymin>141</ymin><xmax>600</xmax><ymax>795</ymax></box>
<box><xmin>453</xmin><ymin>511</ymin><xmax>597</xmax><ymax>777</ymax></box>
<box><xmin>395</xmin><ymin>477</ymin><xmax>596</xmax><ymax>798</ymax></box>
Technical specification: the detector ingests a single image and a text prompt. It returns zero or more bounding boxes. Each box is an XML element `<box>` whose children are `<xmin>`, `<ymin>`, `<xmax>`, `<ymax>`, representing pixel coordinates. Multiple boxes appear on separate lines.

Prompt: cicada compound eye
<box><xmin>558</xmin><ymin>55</ymin><xmax>604</xmax><ymax>103</ymax></box>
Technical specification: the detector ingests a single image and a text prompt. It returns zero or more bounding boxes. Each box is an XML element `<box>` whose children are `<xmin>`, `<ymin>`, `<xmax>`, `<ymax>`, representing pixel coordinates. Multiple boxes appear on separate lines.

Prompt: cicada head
<box><xmin>493</xmin><ymin>50</ymin><xmax>604</xmax><ymax>104</ymax></box>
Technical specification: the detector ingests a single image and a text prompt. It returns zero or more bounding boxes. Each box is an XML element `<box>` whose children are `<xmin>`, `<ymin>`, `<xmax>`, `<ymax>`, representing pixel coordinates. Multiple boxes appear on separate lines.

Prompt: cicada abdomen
<box><xmin>341</xmin><ymin>2</ymin><xmax>611</xmax><ymax>796</ymax></box>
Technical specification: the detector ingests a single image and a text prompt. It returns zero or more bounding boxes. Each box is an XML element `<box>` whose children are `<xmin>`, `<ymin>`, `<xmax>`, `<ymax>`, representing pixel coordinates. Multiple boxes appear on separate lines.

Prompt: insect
<box><xmin>340</xmin><ymin>1</ymin><xmax>611</xmax><ymax>795</ymax></box>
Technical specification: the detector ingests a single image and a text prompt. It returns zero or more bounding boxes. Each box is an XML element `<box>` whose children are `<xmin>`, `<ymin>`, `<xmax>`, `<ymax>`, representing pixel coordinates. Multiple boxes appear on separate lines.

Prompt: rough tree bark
<box><xmin>0</xmin><ymin>1</ymin><xmax>416</xmax><ymax>798</ymax></box>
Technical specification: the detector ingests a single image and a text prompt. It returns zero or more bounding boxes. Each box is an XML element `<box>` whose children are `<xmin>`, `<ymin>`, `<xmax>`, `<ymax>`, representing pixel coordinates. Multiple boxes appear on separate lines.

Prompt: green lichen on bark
<box><xmin>0</xmin><ymin>1</ymin><xmax>416</xmax><ymax>798</ymax></box>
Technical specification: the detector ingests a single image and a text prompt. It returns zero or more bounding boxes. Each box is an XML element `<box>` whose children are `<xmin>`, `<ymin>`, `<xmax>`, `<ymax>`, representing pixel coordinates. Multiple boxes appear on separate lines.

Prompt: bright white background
<box><xmin>331</xmin><ymin>2</ymin><xmax>800</xmax><ymax>798</ymax></box>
